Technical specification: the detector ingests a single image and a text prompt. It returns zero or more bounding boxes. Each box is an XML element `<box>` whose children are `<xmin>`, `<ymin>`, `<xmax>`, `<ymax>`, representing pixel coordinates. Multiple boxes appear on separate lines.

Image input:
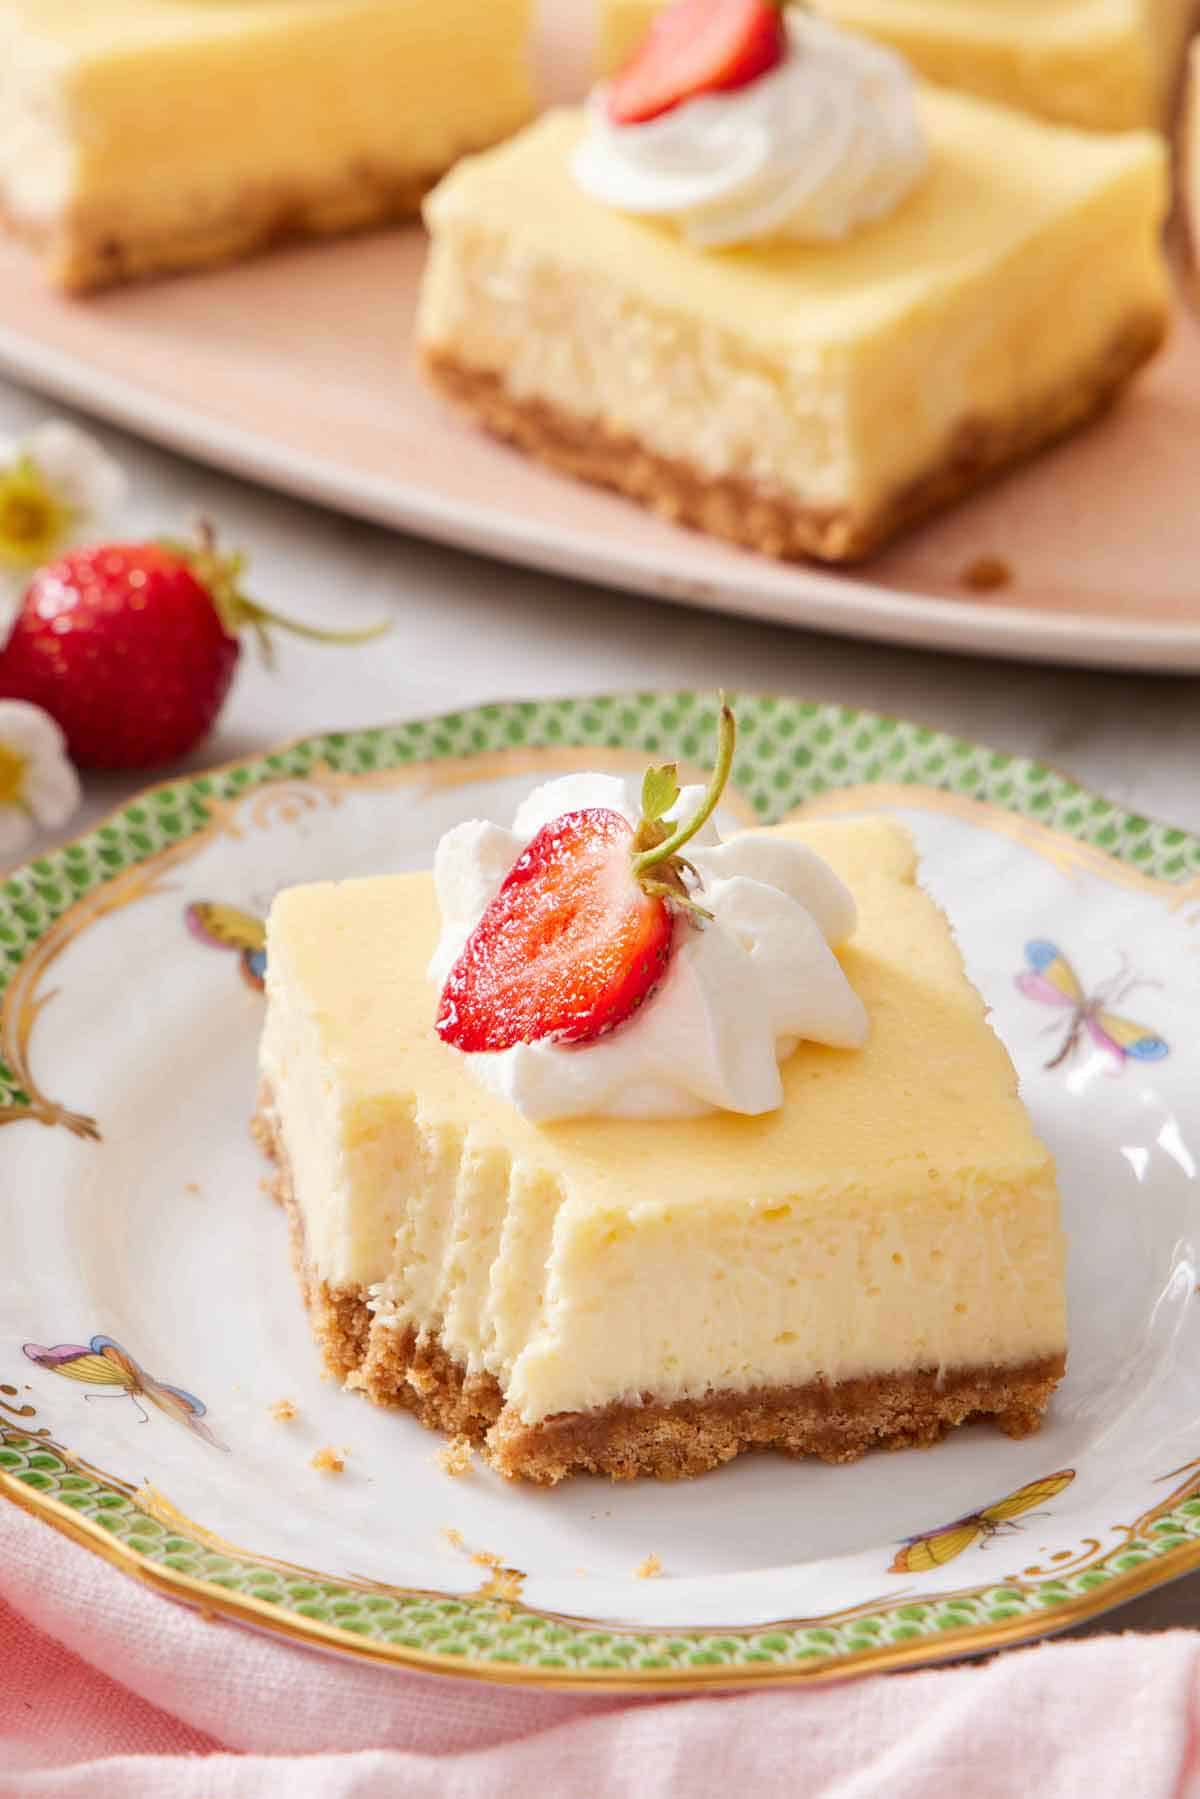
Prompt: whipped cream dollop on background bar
<box><xmin>430</xmin><ymin>773</ymin><xmax>868</xmax><ymax>1122</ymax></box>
<box><xmin>573</xmin><ymin>12</ymin><xmax>929</xmax><ymax>249</ymax></box>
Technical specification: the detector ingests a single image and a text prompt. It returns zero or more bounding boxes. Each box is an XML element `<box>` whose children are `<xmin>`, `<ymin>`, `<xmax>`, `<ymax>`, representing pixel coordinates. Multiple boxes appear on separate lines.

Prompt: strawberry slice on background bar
<box><xmin>607</xmin><ymin>0</ymin><xmax>789</xmax><ymax>127</ymax></box>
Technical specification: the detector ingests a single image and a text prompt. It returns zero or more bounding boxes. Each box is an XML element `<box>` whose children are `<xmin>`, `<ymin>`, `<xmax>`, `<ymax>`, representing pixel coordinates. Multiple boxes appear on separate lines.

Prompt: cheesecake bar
<box><xmin>1184</xmin><ymin>39</ymin><xmax>1200</xmax><ymax>271</ymax></box>
<box><xmin>602</xmin><ymin>0</ymin><xmax>1198</xmax><ymax>132</ymax></box>
<box><xmin>417</xmin><ymin>96</ymin><xmax>1168</xmax><ymax>565</ymax></box>
<box><xmin>256</xmin><ymin>818</ymin><xmax>1067</xmax><ymax>1485</ymax></box>
<box><xmin>0</xmin><ymin>0</ymin><xmax>534</xmax><ymax>292</ymax></box>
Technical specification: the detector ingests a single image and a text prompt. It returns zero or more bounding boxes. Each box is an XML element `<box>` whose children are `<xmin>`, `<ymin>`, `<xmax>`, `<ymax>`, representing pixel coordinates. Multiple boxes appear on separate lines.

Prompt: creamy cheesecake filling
<box><xmin>0</xmin><ymin>0</ymin><xmax>536</xmax><ymax>287</ymax></box>
<box><xmin>1183</xmin><ymin>40</ymin><xmax>1200</xmax><ymax>273</ymax></box>
<box><xmin>63</xmin><ymin>1</ymin><xmax>535</xmax><ymax>233</ymax></box>
<box><xmin>0</xmin><ymin>33</ymin><xmax>74</xmax><ymax>228</ymax></box>
<box><xmin>259</xmin><ymin>819</ymin><xmax>1067</xmax><ymax>1435</ymax></box>
<box><xmin>504</xmin><ymin>1176</ymin><xmax>1064</xmax><ymax>1422</ymax></box>
<box><xmin>256</xmin><ymin>1086</ymin><xmax>1065</xmax><ymax>1482</ymax></box>
<box><xmin>820</xmin><ymin>0</ymin><xmax>1198</xmax><ymax>133</ymax></box>
<box><xmin>257</xmin><ymin>1064</ymin><xmax>1064</xmax><ymax>1428</ymax></box>
<box><xmin>419</xmin><ymin>102</ymin><xmax>1168</xmax><ymax>522</ymax></box>
<box><xmin>421</xmin><ymin>216</ymin><xmax>855</xmax><ymax>506</ymax></box>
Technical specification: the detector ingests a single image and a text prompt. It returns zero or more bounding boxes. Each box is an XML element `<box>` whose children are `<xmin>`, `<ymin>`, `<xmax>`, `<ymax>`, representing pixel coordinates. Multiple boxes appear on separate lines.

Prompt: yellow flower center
<box><xmin>0</xmin><ymin>742</ymin><xmax>29</xmax><ymax>811</ymax></box>
<box><xmin>0</xmin><ymin>458</ymin><xmax>73</xmax><ymax>571</ymax></box>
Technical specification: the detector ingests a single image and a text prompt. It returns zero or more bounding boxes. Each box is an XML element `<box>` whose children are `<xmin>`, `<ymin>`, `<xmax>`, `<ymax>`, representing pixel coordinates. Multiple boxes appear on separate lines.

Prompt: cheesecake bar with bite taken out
<box><xmin>256</xmin><ymin>704</ymin><xmax>1067</xmax><ymax>1484</ymax></box>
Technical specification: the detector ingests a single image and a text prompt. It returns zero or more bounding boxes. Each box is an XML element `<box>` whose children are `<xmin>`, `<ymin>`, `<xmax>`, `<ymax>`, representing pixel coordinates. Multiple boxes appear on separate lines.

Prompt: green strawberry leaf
<box><xmin>641</xmin><ymin>763</ymin><xmax>680</xmax><ymax>825</ymax></box>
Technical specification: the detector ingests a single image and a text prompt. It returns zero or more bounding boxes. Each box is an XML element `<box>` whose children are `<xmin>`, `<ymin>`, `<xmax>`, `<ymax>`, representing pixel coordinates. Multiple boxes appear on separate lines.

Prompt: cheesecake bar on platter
<box><xmin>601</xmin><ymin>0</ymin><xmax>1198</xmax><ymax>132</ymax></box>
<box><xmin>256</xmin><ymin>707</ymin><xmax>1067</xmax><ymax>1484</ymax></box>
<box><xmin>0</xmin><ymin>0</ymin><xmax>535</xmax><ymax>291</ymax></box>
<box><xmin>1183</xmin><ymin>36</ymin><xmax>1200</xmax><ymax>274</ymax></box>
<box><xmin>418</xmin><ymin>4</ymin><xmax>1169</xmax><ymax>565</ymax></box>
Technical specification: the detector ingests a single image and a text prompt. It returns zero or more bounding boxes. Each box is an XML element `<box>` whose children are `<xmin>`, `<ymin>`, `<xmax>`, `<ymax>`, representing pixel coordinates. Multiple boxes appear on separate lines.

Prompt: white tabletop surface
<box><xmin>1</xmin><ymin>373</ymin><xmax>1196</xmax><ymax>1642</ymax></box>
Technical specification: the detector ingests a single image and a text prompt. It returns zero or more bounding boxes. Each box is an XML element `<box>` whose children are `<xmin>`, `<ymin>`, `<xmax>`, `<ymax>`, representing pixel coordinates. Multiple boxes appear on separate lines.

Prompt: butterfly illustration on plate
<box><xmin>186</xmin><ymin>901</ymin><xmax>266</xmax><ymax>992</ymax></box>
<box><xmin>889</xmin><ymin>1470</ymin><xmax>1075</xmax><ymax>1575</ymax></box>
<box><xmin>1015</xmin><ymin>941</ymin><xmax>1168</xmax><ymax>1073</ymax></box>
<box><xmin>22</xmin><ymin>1336</ymin><xmax>227</xmax><ymax>1451</ymax></box>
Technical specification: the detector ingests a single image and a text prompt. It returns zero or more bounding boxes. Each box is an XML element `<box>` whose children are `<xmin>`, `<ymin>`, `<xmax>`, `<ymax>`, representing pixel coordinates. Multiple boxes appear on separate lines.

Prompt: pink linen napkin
<box><xmin>3</xmin><ymin>1502</ymin><xmax>1199</xmax><ymax>1797</ymax></box>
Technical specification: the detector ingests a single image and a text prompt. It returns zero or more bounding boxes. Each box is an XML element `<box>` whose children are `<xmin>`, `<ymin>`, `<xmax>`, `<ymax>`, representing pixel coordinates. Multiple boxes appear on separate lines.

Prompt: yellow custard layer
<box><xmin>1184</xmin><ymin>40</ymin><xmax>1200</xmax><ymax>270</ymax></box>
<box><xmin>418</xmin><ymin>98</ymin><xmax>1167</xmax><ymax>529</ymax></box>
<box><xmin>0</xmin><ymin>0</ymin><xmax>534</xmax><ymax>283</ymax></box>
<box><xmin>601</xmin><ymin>0</ymin><xmax>1196</xmax><ymax>131</ymax></box>
<box><xmin>259</xmin><ymin>819</ymin><xmax>1067</xmax><ymax>1426</ymax></box>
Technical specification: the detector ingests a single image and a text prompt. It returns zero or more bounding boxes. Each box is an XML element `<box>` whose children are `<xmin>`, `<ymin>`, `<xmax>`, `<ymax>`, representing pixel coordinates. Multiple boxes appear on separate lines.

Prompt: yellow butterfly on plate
<box><xmin>889</xmin><ymin>1470</ymin><xmax>1075</xmax><ymax>1574</ymax></box>
<box><xmin>186</xmin><ymin>901</ymin><xmax>267</xmax><ymax>991</ymax></box>
<box><xmin>23</xmin><ymin>1335</ymin><xmax>226</xmax><ymax>1450</ymax></box>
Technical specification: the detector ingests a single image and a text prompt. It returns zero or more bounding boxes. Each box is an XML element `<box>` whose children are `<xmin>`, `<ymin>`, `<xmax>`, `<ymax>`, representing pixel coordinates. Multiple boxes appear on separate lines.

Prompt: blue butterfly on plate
<box><xmin>1016</xmin><ymin>940</ymin><xmax>1168</xmax><ymax>1073</ymax></box>
<box><xmin>186</xmin><ymin>902</ymin><xmax>266</xmax><ymax>991</ymax></box>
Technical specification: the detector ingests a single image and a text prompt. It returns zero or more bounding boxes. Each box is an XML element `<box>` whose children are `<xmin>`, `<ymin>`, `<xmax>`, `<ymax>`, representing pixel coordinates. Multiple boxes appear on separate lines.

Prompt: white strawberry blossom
<box><xmin>0</xmin><ymin>420</ymin><xmax>129</xmax><ymax>575</ymax></box>
<box><xmin>22</xmin><ymin>420</ymin><xmax>128</xmax><ymax>520</ymax></box>
<box><xmin>0</xmin><ymin>702</ymin><xmax>82</xmax><ymax>859</ymax></box>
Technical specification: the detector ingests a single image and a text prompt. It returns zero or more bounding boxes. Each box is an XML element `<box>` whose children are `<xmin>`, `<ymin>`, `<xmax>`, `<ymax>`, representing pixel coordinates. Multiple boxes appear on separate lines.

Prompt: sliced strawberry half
<box><xmin>436</xmin><ymin>698</ymin><xmax>738</xmax><ymax>1057</ymax></box>
<box><xmin>436</xmin><ymin>808</ymin><xmax>673</xmax><ymax>1052</ymax></box>
<box><xmin>607</xmin><ymin>0</ymin><xmax>788</xmax><ymax>127</ymax></box>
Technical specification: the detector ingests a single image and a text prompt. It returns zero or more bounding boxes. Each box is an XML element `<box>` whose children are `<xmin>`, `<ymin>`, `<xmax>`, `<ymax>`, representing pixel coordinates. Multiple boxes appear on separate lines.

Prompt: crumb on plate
<box><xmin>635</xmin><ymin>1553</ymin><xmax>663</xmax><ymax>1580</ymax></box>
<box><xmin>476</xmin><ymin>1567</ymin><xmax>524</xmax><ymax>1612</ymax></box>
<box><xmin>471</xmin><ymin>1548</ymin><xmax>503</xmax><ymax>1570</ymax></box>
<box><xmin>961</xmin><ymin>553</ymin><xmax>1012</xmax><ymax>593</ymax></box>
<box><xmin>436</xmin><ymin>1436</ymin><xmax>473</xmax><ymax>1477</ymax></box>
<box><xmin>442</xmin><ymin>1526</ymin><xmax>465</xmax><ymax>1549</ymax></box>
<box><xmin>185</xmin><ymin>1181</ymin><xmax>200</xmax><ymax>1195</ymax></box>
<box><xmin>310</xmin><ymin>1445</ymin><xmax>346</xmax><ymax>1474</ymax></box>
<box><xmin>269</xmin><ymin>1398</ymin><xmax>298</xmax><ymax>1423</ymax></box>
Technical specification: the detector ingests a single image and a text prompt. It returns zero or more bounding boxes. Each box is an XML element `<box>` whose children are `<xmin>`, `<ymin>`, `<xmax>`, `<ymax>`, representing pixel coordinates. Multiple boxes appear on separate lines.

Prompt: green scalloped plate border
<box><xmin>3</xmin><ymin>689</ymin><xmax>1200</xmax><ymax>1691</ymax></box>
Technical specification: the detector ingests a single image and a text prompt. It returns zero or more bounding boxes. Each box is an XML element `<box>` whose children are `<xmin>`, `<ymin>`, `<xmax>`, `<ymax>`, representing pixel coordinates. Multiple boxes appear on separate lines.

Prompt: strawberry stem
<box><xmin>165</xmin><ymin>523</ymin><xmax>389</xmax><ymax>655</ymax></box>
<box><xmin>233</xmin><ymin>596</ymin><xmax>390</xmax><ymax>649</ymax></box>
<box><xmin>633</xmin><ymin>695</ymin><xmax>736</xmax><ymax>879</ymax></box>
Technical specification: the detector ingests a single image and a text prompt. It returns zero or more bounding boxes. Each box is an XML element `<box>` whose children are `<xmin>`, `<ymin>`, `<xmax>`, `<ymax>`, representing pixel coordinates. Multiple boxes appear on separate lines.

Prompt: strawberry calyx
<box><xmin>607</xmin><ymin>0</ymin><xmax>790</xmax><ymax>128</ymax></box>
<box><xmin>159</xmin><ymin>521</ymin><xmax>388</xmax><ymax>661</ymax></box>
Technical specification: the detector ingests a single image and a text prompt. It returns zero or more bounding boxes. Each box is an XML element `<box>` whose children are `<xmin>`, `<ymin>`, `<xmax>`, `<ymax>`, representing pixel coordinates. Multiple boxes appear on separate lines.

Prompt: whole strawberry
<box><xmin>0</xmin><ymin>527</ymin><xmax>382</xmax><ymax>770</ymax></box>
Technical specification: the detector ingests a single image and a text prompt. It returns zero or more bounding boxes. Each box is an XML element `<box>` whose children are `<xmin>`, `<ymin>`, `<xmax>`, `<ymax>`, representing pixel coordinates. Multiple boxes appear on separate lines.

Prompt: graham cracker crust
<box><xmin>421</xmin><ymin>307</ymin><xmax>1165</xmax><ymax>564</ymax></box>
<box><xmin>8</xmin><ymin>157</ymin><xmax>458</xmax><ymax>294</ymax></box>
<box><xmin>255</xmin><ymin>1086</ymin><xmax>1064</xmax><ymax>1485</ymax></box>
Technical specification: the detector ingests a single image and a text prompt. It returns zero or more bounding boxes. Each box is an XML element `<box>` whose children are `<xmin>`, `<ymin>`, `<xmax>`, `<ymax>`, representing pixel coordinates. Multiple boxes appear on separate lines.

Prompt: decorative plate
<box><xmin>3</xmin><ymin>693</ymin><xmax>1199</xmax><ymax>1693</ymax></box>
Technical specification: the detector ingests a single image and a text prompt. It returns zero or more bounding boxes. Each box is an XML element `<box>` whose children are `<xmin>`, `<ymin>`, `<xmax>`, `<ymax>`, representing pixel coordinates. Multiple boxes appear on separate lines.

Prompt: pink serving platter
<box><xmin>0</xmin><ymin>2</ymin><xmax>1196</xmax><ymax>671</ymax></box>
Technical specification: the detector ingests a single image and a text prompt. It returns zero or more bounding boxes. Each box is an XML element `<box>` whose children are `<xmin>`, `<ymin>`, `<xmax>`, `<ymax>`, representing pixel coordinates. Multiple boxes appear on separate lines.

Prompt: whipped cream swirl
<box><xmin>429</xmin><ymin>773</ymin><xmax>868</xmax><ymax>1123</ymax></box>
<box><xmin>572</xmin><ymin>13</ymin><xmax>928</xmax><ymax>249</ymax></box>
